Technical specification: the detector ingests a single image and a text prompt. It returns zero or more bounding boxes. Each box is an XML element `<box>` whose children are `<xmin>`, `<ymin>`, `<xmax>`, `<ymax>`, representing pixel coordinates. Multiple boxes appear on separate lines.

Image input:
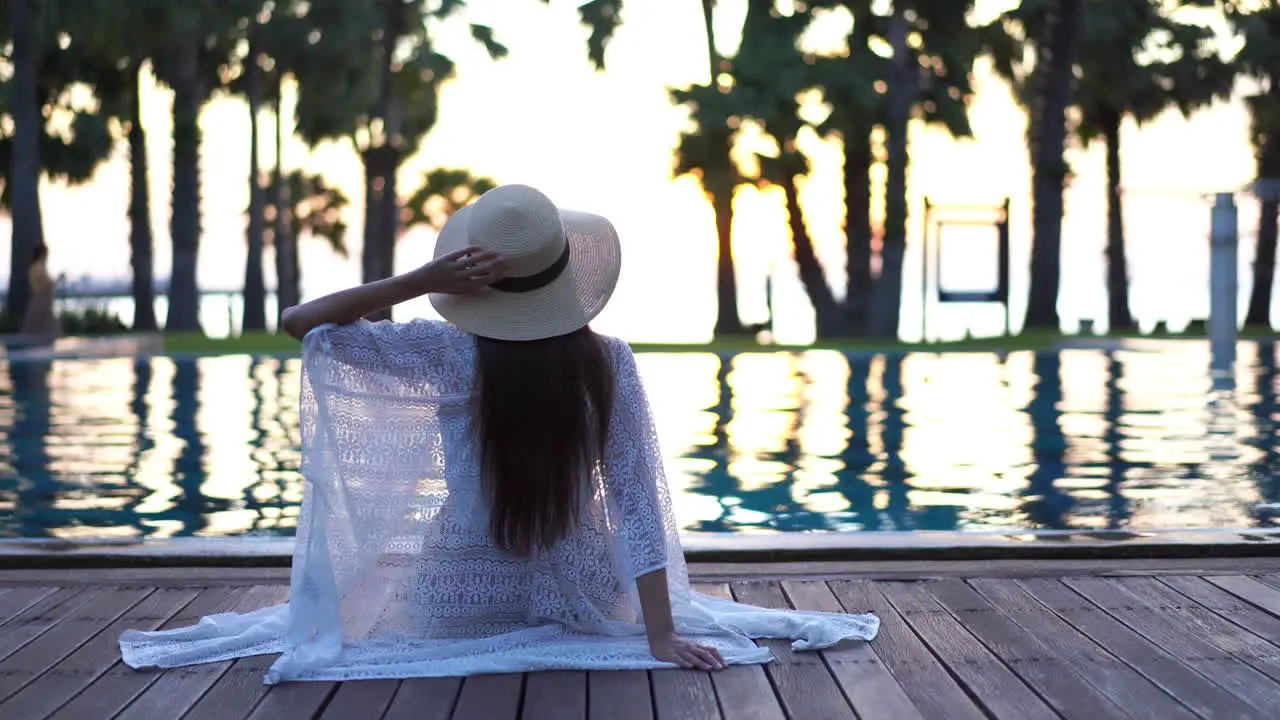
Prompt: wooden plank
<box><xmin>181</xmin><ymin>649</ymin><xmax>284</xmax><ymax>719</ymax></box>
<box><xmin>828</xmin><ymin>580</ymin><xmax>984</xmax><ymax>720</ymax></box>
<box><xmin>1018</xmin><ymin>577</ymin><xmax>1263</xmax><ymax>719</ymax></box>
<box><xmin>0</xmin><ymin>587</ymin><xmax>100</xmax><ymax>664</ymax></box>
<box><xmin>779</xmin><ymin>581</ymin><xmax>920</xmax><ymax>720</ymax></box>
<box><xmin>523</xmin><ymin>671</ymin><xmax>586</xmax><ymax>720</ymax></box>
<box><xmin>694</xmin><ymin>583</ymin><xmax>784</xmax><ymax>720</ymax></box>
<box><xmin>1061</xmin><ymin>576</ymin><xmax>1280</xmax><ymax>714</ymax></box>
<box><xmin>1163</xmin><ymin>575</ymin><xmax>1280</xmax><ymax>634</ymax></box>
<box><xmin>587</xmin><ymin>671</ymin><xmax>652</xmax><ymax>720</ymax></box>
<box><xmin>1259</xmin><ymin>574</ymin><xmax>1280</xmax><ymax>591</ymax></box>
<box><xmin>877</xmin><ymin>581</ymin><xmax>1057</xmax><ymax>720</ymax></box>
<box><xmin>168</xmin><ymin>585</ymin><xmax>296</xmax><ymax>720</ymax></box>
<box><xmin>381</xmin><ymin>677</ymin><xmax>462</xmax><ymax>720</ymax></box>
<box><xmin>0</xmin><ymin>587</ymin><xmax>151</xmax><ymax>703</ymax></box>
<box><xmin>925</xmin><ymin>579</ymin><xmax>1130</xmax><ymax>718</ymax></box>
<box><xmin>450</xmin><ymin>673</ymin><xmax>522</xmax><ymax>720</ymax></box>
<box><xmin>0</xmin><ymin>587</ymin><xmax>57</xmax><ymax>627</ymax></box>
<box><xmin>246</xmin><ymin>681</ymin><xmax>338</xmax><ymax>720</ymax></box>
<box><xmin>0</xmin><ymin>587</ymin><xmax>197</xmax><ymax>719</ymax></box>
<box><xmin>48</xmin><ymin>586</ymin><xmax>250</xmax><ymax>720</ymax></box>
<box><xmin>1114</xmin><ymin>576</ymin><xmax>1280</xmax><ymax>682</ymax></box>
<box><xmin>969</xmin><ymin>578</ymin><xmax>1198</xmax><ymax>720</ymax></box>
<box><xmin>730</xmin><ymin>581</ymin><xmax>853</xmax><ymax>720</ymax></box>
<box><xmin>688</xmin><ymin>557</ymin><xmax>1280</xmax><ymax>582</ymax></box>
<box><xmin>650</xmin><ymin>669</ymin><xmax>720</xmax><ymax>720</ymax></box>
<box><xmin>318</xmin><ymin>679</ymin><xmax>400</xmax><ymax>719</ymax></box>
<box><xmin>1208</xmin><ymin>575</ymin><xmax>1280</xmax><ymax>617</ymax></box>
<box><xmin>114</xmin><ymin>585</ymin><xmax>289</xmax><ymax>720</ymax></box>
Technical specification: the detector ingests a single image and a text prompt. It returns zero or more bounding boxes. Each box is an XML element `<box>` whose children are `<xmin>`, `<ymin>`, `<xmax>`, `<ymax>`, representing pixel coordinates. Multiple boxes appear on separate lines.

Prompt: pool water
<box><xmin>0</xmin><ymin>342</ymin><xmax>1277</xmax><ymax>539</ymax></box>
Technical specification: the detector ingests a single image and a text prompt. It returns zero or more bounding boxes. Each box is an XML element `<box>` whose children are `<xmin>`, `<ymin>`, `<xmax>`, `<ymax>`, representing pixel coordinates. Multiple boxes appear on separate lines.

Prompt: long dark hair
<box><xmin>475</xmin><ymin>327</ymin><xmax>614</xmax><ymax>556</ymax></box>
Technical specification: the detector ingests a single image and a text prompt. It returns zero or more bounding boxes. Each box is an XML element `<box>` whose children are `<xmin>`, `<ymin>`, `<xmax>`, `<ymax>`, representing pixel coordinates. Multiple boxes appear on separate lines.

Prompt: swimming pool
<box><xmin>0</xmin><ymin>341</ymin><xmax>1276</xmax><ymax>539</ymax></box>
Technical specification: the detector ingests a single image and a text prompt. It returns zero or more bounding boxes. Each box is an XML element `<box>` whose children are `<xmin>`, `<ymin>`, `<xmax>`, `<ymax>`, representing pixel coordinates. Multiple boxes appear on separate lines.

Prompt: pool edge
<box><xmin>1</xmin><ymin>529</ymin><xmax>1276</xmax><ymax>569</ymax></box>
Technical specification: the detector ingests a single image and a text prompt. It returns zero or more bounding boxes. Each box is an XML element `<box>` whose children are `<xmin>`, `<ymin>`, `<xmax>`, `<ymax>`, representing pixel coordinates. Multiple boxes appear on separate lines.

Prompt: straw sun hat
<box><xmin>428</xmin><ymin>184</ymin><xmax>621</xmax><ymax>342</ymax></box>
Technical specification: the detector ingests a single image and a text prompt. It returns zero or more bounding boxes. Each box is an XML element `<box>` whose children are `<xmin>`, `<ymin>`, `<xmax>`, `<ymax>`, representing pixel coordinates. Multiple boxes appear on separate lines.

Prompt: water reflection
<box><xmin>7</xmin><ymin>360</ymin><xmax>52</xmax><ymax>537</ymax></box>
<box><xmin>0</xmin><ymin>344</ymin><xmax>1273</xmax><ymax>538</ymax></box>
<box><xmin>1022</xmin><ymin>353</ymin><xmax>1070</xmax><ymax>529</ymax></box>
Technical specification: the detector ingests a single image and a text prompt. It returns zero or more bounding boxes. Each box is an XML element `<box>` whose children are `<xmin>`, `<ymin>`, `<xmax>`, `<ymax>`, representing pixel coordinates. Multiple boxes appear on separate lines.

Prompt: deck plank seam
<box><xmin>777</xmin><ymin>580</ymin><xmax>883</xmax><ymax>719</ymax></box>
<box><xmin>880</xmin><ymin>576</ymin><xmax>1059</xmax><ymax>717</ymax></box>
<box><xmin>1055</xmin><ymin>576</ymin><xmax>1280</xmax><ymax>716</ymax></box>
<box><xmin>920</xmin><ymin>579</ymin><xmax>1095</xmax><ymax>719</ymax></box>
<box><xmin>36</xmin><ymin>586</ymin><xmax>201</xmax><ymax>720</ymax></box>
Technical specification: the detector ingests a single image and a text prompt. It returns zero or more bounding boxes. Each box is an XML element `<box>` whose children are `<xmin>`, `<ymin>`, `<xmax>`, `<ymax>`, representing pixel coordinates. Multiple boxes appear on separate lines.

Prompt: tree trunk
<box><xmin>360</xmin><ymin>144</ymin><xmax>399</xmax><ymax>323</ymax></box>
<box><xmin>1247</xmin><ymin>200</ymin><xmax>1278</xmax><ymax>329</ymax></box>
<box><xmin>166</xmin><ymin>39</ymin><xmax>204</xmax><ymax>333</ymax></box>
<box><xmin>5</xmin><ymin>0</ymin><xmax>44</xmax><ymax>327</ymax></box>
<box><xmin>273</xmin><ymin>81</ymin><xmax>299</xmax><ymax>327</ymax></box>
<box><xmin>702</xmin><ymin>0</ymin><xmax>746</xmax><ymax>338</ymax></box>
<box><xmin>869</xmin><ymin>4</ymin><xmax>913</xmax><ymax>340</ymax></box>
<box><xmin>1102</xmin><ymin>109</ymin><xmax>1134</xmax><ymax>332</ymax></box>
<box><xmin>360</xmin><ymin>17</ymin><xmax>401</xmax><ymax>322</ymax></box>
<box><xmin>844</xmin><ymin>135</ymin><xmax>874</xmax><ymax>336</ymax></box>
<box><xmin>128</xmin><ymin>61</ymin><xmax>157</xmax><ymax>331</ymax></box>
<box><xmin>241</xmin><ymin>42</ymin><xmax>267</xmax><ymax>333</ymax></box>
<box><xmin>781</xmin><ymin>162</ymin><xmax>842</xmax><ymax>338</ymax></box>
<box><xmin>711</xmin><ymin>186</ymin><xmax>746</xmax><ymax>336</ymax></box>
<box><xmin>1024</xmin><ymin>0</ymin><xmax>1083</xmax><ymax>332</ymax></box>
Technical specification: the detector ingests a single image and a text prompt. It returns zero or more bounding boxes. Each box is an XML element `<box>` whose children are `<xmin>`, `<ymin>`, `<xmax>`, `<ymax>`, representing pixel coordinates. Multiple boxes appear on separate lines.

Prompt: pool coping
<box><xmin>0</xmin><ymin>528</ymin><xmax>1276</xmax><ymax>568</ymax></box>
<box><xmin>0</xmin><ymin>333</ymin><xmax>1262</xmax><ymax>363</ymax></box>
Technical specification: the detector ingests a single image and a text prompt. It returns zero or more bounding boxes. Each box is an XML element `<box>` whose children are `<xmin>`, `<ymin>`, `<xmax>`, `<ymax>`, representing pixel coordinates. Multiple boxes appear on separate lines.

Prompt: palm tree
<box><xmin>55</xmin><ymin>0</ymin><xmax>173</xmax><ymax>332</ymax></box>
<box><xmin>401</xmin><ymin>168</ymin><xmax>497</xmax><ymax>234</ymax></box>
<box><xmin>872</xmin><ymin>3</ymin><xmax>914</xmax><ymax>340</ymax></box>
<box><xmin>982</xmin><ymin>0</ymin><xmax>1085</xmax><ymax>332</ymax></box>
<box><xmin>734</xmin><ymin>0</ymin><xmax>846</xmax><ymax>338</ymax></box>
<box><xmin>5</xmin><ymin>0</ymin><xmax>44</xmax><ymax>326</ymax></box>
<box><xmin>875</xmin><ymin>2</ymin><xmax>981</xmax><ymax>338</ymax></box>
<box><xmin>988</xmin><ymin>0</ymin><xmax>1230</xmax><ymax>334</ymax></box>
<box><xmin>1081</xmin><ymin>3</ymin><xmax>1229</xmax><ymax>332</ymax></box>
<box><xmin>552</xmin><ymin>0</ymin><xmax>747</xmax><ymax>336</ymax></box>
<box><xmin>197</xmin><ymin>0</ymin><xmax>273</xmax><ymax>333</ymax></box>
<box><xmin>734</xmin><ymin>1</ymin><xmax>979</xmax><ymax>339</ymax></box>
<box><xmin>238</xmin><ymin>6</ymin><xmax>270</xmax><ymax>333</ymax></box>
<box><xmin>1028</xmin><ymin>0</ymin><xmax>1085</xmax><ymax>332</ymax></box>
<box><xmin>153</xmin><ymin>3</ymin><xmax>223</xmax><ymax>333</ymax></box>
<box><xmin>1226</xmin><ymin>1</ymin><xmax>1280</xmax><ymax>329</ymax></box>
<box><xmin>670</xmin><ymin>0</ymin><xmax>748</xmax><ymax>337</ymax></box>
<box><xmin>270</xmin><ymin>169</ymin><xmax>351</xmax><ymax>288</ymax></box>
<box><xmin>288</xmin><ymin>3</ymin><xmax>505</xmax><ymax>322</ymax></box>
<box><xmin>271</xmin><ymin>86</ymin><xmax>299</xmax><ymax>324</ymax></box>
<box><xmin>810</xmin><ymin>0</ymin><xmax>885</xmax><ymax>336</ymax></box>
<box><xmin>1</xmin><ymin>0</ymin><xmax>118</xmax><ymax>328</ymax></box>
<box><xmin>252</xmin><ymin>0</ymin><xmax>312</xmax><ymax>325</ymax></box>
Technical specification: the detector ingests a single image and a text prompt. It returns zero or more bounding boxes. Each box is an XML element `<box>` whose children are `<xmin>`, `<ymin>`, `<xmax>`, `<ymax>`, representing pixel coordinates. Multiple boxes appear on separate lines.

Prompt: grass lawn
<box><xmin>158</xmin><ymin>326</ymin><xmax>1276</xmax><ymax>356</ymax></box>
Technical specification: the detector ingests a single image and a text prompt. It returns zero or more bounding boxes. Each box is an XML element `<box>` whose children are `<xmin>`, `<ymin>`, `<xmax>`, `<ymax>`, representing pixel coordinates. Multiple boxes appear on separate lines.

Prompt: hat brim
<box><xmin>429</xmin><ymin>207</ymin><xmax>621</xmax><ymax>341</ymax></box>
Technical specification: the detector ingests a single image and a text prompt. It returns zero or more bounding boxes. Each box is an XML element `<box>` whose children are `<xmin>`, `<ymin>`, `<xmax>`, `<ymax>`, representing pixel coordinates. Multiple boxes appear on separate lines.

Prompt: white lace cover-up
<box><xmin>118</xmin><ymin>320</ymin><xmax>879</xmax><ymax>683</ymax></box>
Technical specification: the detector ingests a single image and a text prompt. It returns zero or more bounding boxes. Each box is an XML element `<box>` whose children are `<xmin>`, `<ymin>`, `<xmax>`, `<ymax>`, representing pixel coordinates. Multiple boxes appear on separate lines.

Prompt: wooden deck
<box><xmin>2</xmin><ymin>558</ymin><xmax>1280</xmax><ymax>719</ymax></box>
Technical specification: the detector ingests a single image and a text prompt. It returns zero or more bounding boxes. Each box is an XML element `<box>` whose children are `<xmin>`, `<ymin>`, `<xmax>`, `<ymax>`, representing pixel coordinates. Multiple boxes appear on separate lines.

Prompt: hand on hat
<box><xmin>419</xmin><ymin>246</ymin><xmax>508</xmax><ymax>295</ymax></box>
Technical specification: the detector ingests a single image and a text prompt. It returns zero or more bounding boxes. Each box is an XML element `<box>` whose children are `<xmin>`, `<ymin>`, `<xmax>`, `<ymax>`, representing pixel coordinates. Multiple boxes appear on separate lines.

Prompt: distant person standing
<box><xmin>20</xmin><ymin>243</ymin><xmax>60</xmax><ymax>340</ymax></box>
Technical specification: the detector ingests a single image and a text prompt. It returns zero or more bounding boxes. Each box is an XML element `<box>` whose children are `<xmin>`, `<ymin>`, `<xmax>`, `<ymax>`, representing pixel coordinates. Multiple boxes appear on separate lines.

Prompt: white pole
<box><xmin>1209</xmin><ymin>192</ymin><xmax>1238</xmax><ymax>372</ymax></box>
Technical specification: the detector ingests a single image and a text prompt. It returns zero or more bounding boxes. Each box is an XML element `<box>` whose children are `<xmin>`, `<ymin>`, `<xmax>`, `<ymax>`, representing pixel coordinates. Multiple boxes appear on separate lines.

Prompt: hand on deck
<box><xmin>648</xmin><ymin>633</ymin><xmax>726</xmax><ymax>671</ymax></box>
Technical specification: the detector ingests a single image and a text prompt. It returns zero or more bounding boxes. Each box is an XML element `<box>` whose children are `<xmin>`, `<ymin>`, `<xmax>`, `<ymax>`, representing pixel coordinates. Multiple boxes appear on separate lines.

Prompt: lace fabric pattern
<box><xmin>118</xmin><ymin>319</ymin><xmax>879</xmax><ymax>683</ymax></box>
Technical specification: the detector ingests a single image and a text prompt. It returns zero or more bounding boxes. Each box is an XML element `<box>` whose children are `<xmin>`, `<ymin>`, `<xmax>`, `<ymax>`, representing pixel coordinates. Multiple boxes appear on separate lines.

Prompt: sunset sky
<box><xmin>2</xmin><ymin>0</ymin><xmax>1266</xmax><ymax>343</ymax></box>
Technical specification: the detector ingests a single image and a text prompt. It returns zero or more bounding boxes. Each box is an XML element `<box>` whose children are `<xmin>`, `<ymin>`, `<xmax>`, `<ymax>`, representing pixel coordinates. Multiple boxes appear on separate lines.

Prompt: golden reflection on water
<box><xmin>0</xmin><ymin>343</ymin><xmax>1275</xmax><ymax>538</ymax></box>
